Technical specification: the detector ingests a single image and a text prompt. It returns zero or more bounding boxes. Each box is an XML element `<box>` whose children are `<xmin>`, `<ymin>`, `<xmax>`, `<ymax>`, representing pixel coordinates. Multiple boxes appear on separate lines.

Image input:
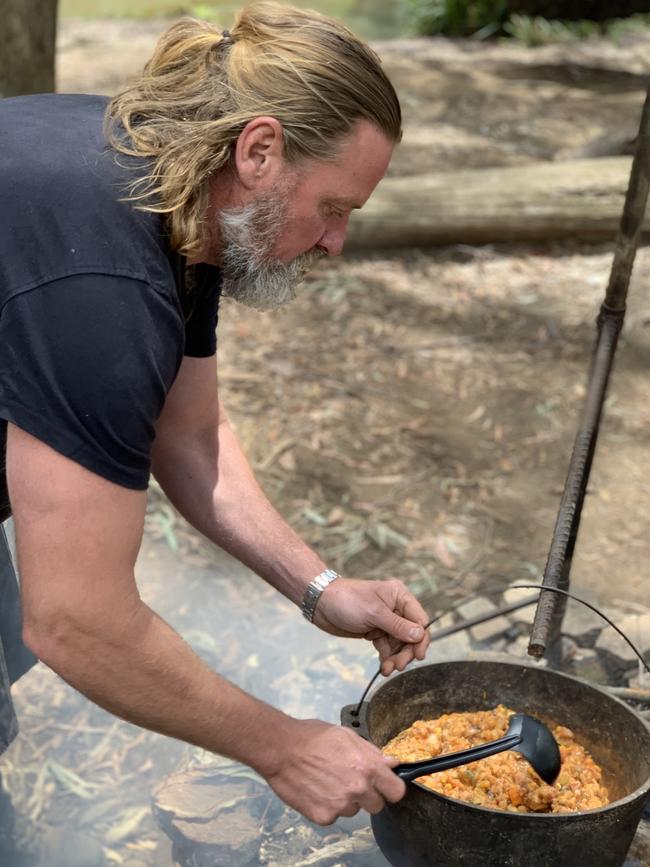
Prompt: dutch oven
<box><xmin>341</xmin><ymin>658</ymin><xmax>650</xmax><ymax>867</ymax></box>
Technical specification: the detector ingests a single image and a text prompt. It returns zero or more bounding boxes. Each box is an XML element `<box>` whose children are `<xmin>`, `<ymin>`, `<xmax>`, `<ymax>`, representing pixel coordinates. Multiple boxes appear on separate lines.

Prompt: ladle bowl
<box><xmin>392</xmin><ymin>712</ymin><xmax>561</xmax><ymax>785</ymax></box>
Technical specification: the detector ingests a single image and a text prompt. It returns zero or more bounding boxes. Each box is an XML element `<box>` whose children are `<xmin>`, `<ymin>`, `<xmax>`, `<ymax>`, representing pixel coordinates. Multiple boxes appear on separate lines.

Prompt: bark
<box><xmin>346</xmin><ymin>157</ymin><xmax>647</xmax><ymax>249</ymax></box>
<box><xmin>0</xmin><ymin>0</ymin><xmax>58</xmax><ymax>97</ymax></box>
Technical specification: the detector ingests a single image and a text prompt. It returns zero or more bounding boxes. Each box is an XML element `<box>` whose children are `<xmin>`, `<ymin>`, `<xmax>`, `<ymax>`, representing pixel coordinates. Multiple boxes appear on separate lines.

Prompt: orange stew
<box><xmin>381</xmin><ymin>705</ymin><xmax>609</xmax><ymax>813</ymax></box>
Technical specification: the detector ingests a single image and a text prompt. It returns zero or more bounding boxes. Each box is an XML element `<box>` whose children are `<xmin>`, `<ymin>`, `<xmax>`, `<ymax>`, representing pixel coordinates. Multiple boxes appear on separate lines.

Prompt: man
<box><xmin>0</xmin><ymin>1</ymin><xmax>430</xmax><ymax>829</ymax></box>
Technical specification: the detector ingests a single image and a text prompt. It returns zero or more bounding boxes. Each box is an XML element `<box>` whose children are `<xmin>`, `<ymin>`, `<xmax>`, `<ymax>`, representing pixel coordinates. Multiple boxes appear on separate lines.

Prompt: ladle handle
<box><xmin>393</xmin><ymin>733</ymin><xmax>522</xmax><ymax>782</ymax></box>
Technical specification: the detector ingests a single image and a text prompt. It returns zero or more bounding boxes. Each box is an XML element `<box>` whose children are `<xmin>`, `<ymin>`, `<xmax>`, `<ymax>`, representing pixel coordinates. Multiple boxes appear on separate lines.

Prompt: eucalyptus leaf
<box><xmin>366</xmin><ymin>523</ymin><xmax>408</xmax><ymax>550</ymax></box>
<box><xmin>46</xmin><ymin>760</ymin><xmax>97</xmax><ymax>799</ymax></box>
<box><xmin>303</xmin><ymin>507</ymin><xmax>328</xmax><ymax>526</ymax></box>
<box><xmin>105</xmin><ymin>806</ymin><xmax>150</xmax><ymax>844</ymax></box>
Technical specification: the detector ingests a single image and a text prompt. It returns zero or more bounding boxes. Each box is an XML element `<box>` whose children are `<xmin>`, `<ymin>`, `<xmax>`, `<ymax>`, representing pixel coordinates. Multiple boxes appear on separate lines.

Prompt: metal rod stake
<box><xmin>529</xmin><ymin>81</ymin><xmax>650</xmax><ymax>660</ymax></box>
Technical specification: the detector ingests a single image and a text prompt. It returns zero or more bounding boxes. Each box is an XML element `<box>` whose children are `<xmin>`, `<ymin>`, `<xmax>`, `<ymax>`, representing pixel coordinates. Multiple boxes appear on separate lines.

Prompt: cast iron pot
<box><xmin>340</xmin><ymin>658</ymin><xmax>650</xmax><ymax>867</ymax></box>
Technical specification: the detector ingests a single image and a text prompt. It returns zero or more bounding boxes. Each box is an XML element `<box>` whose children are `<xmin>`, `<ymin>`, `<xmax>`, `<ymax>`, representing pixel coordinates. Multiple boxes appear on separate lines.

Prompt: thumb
<box><xmin>371</xmin><ymin>609</ymin><xmax>424</xmax><ymax>645</ymax></box>
<box><xmin>382</xmin><ymin>753</ymin><xmax>400</xmax><ymax>767</ymax></box>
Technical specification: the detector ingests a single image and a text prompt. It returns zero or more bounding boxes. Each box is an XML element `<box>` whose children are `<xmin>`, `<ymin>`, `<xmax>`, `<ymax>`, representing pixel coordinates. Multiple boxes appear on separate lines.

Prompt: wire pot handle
<box><xmin>350</xmin><ymin>584</ymin><xmax>650</xmax><ymax>719</ymax></box>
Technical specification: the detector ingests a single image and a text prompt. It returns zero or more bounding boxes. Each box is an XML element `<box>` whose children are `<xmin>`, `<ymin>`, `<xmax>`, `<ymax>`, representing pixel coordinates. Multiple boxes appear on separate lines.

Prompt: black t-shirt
<box><xmin>0</xmin><ymin>94</ymin><xmax>222</xmax><ymax>520</ymax></box>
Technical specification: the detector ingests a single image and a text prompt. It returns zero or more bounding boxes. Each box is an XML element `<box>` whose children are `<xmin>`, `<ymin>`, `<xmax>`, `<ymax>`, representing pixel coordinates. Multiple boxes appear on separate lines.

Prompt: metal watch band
<box><xmin>301</xmin><ymin>569</ymin><xmax>340</xmax><ymax>622</ymax></box>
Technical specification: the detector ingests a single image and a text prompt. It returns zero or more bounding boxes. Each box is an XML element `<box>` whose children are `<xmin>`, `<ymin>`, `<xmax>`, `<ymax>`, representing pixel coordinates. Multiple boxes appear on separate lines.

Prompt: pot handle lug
<box><xmin>340</xmin><ymin>702</ymin><xmax>370</xmax><ymax>740</ymax></box>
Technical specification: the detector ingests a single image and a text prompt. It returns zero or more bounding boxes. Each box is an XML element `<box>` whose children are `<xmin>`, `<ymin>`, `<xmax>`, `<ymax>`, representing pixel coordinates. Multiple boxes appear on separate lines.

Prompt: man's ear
<box><xmin>234</xmin><ymin>116</ymin><xmax>285</xmax><ymax>190</ymax></box>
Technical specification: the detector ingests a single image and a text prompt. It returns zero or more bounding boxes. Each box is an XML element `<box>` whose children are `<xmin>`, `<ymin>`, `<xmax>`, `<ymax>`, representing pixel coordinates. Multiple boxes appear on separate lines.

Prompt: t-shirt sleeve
<box><xmin>0</xmin><ymin>274</ymin><xmax>184</xmax><ymax>490</ymax></box>
<box><xmin>183</xmin><ymin>267</ymin><xmax>221</xmax><ymax>358</ymax></box>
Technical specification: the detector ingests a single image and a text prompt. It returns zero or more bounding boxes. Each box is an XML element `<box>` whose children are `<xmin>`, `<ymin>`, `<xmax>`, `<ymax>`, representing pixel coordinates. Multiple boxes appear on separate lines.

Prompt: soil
<box><xmin>56</xmin><ymin>17</ymin><xmax>650</xmax><ymax>610</ymax></box>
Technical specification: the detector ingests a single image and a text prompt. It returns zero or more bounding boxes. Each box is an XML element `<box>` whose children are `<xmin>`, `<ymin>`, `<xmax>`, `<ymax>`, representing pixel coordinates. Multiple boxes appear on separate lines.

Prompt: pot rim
<box><xmin>366</xmin><ymin>656</ymin><xmax>650</xmax><ymax>819</ymax></box>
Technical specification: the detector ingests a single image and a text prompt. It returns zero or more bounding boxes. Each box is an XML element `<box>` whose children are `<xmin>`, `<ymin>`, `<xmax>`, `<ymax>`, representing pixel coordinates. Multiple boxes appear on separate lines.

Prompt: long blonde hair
<box><xmin>105</xmin><ymin>2</ymin><xmax>402</xmax><ymax>257</ymax></box>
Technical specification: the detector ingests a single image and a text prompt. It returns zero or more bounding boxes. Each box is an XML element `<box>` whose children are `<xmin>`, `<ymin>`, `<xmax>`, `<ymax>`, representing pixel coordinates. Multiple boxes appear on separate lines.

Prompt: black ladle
<box><xmin>392</xmin><ymin>713</ymin><xmax>561</xmax><ymax>785</ymax></box>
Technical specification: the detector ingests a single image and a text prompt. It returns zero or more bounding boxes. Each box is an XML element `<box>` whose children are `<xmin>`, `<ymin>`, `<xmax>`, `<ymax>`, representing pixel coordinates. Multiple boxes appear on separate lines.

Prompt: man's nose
<box><xmin>318</xmin><ymin>219</ymin><xmax>350</xmax><ymax>257</ymax></box>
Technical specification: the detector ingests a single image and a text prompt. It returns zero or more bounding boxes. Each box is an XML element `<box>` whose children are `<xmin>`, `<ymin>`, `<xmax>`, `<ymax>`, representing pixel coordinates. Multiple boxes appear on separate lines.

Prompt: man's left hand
<box><xmin>312</xmin><ymin>578</ymin><xmax>430</xmax><ymax>676</ymax></box>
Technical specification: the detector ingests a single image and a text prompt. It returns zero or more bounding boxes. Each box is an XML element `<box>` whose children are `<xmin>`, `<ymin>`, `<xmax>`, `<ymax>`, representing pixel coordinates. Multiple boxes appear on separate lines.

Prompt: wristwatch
<box><xmin>301</xmin><ymin>569</ymin><xmax>340</xmax><ymax>622</ymax></box>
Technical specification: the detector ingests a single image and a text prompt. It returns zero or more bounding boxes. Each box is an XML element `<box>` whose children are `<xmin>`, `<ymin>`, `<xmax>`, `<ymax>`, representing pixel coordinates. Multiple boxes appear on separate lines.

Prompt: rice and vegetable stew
<box><xmin>381</xmin><ymin>705</ymin><xmax>609</xmax><ymax>813</ymax></box>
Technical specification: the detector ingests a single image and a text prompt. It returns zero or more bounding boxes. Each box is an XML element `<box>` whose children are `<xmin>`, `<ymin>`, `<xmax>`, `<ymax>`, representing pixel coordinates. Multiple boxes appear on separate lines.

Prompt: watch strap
<box><xmin>301</xmin><ymin>569</ymin><xmax>340</xmax><ymax>622</ymax></box>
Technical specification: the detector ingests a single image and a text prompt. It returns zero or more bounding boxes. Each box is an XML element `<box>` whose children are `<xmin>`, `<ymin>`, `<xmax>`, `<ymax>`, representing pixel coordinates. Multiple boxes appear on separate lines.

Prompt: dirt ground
<box><xmin>2</xmin><ymin>19</ymin><xmax>649</xmax><ymax>867</ymax></box>
<box><xmin>57</xmin><ymin>18</ymin><xmax>650</xmax><ymax>611</ymax></box>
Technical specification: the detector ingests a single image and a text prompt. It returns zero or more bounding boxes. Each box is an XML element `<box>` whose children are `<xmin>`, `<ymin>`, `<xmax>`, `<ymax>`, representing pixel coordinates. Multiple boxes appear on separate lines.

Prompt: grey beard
<box><xmin>218</xmin><ymin>194</ymin><xmax>322</xmax><ymax>311</ymax></box>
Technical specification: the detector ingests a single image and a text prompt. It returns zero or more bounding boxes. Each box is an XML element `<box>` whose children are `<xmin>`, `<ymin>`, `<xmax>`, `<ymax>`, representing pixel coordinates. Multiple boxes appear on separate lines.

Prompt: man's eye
<box><xmin>323</xmin><ymin>204</ymin><xmax>345</xmax><ymax>219</ymax></box>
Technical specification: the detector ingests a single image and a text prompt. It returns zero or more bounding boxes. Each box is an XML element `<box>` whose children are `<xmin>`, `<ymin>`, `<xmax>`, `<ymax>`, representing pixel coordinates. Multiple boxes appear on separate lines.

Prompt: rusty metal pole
<box><xmin>528</xmin><ymin>81</ymin><xmax>650</xmax><ymax>663</ymax></box>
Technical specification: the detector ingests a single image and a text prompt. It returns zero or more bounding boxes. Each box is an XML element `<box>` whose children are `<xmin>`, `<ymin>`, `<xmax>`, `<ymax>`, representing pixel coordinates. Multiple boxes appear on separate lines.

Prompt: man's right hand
<box><xmin>261</xmin><ymin>718</ymin><xmax>406</xmax><ymax>826</ymax></box>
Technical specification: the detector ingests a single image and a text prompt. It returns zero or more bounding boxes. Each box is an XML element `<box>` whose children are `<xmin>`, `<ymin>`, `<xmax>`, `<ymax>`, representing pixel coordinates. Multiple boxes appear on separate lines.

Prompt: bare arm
<box><xmin>151</xmin><ymin>355</ymin><xmax>325</xmax><ymax>605</ymax></box>
<box><xmin>8</xmin><ymin>422</ymin><xmax>292</xmax><ymax>769</ymax></box>
<box><xmin>7</xmin><ymin>422</ymin><xmax>405</xmax><ymax>824</ymax></box>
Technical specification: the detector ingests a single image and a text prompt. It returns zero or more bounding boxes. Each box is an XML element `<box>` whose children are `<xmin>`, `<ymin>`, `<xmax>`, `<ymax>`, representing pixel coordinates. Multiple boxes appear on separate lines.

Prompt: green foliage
<box><xmin>606</xmin><ymin>13</ymin><xmax>650</xmax><ymax>42</ymax></box>
<box><xmin>407</xmin><ymin>0</ymin><xmax>650</xmax><ymax>43</ymax></box>
<box><xmin>503</xmin><ymin>13</ymin><xmax>598</xmax><ymax>45</ymax></box>
<box><xmin>505</xmin><ymin>11</ymin><xmax>650</xmax><ymax>45</ymax></box>
<box><xmin>406</xmin><ymin>0</ymin><xmax>509</xmax><ymax>38</ymax></box>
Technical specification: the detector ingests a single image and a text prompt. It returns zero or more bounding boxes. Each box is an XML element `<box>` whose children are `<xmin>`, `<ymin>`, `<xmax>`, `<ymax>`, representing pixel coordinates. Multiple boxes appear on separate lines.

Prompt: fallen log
<box><xmin>346</xmin><ymin>156</ymin><xmax>648</xmax><ymax>249</ymax></box>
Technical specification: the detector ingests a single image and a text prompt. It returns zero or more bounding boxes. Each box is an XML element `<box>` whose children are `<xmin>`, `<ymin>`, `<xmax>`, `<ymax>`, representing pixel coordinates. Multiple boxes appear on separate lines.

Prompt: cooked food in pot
<box><xmin>382</xmin><ymin>704</ymin><xmax>609</xmax><ymax>813</ymax></box>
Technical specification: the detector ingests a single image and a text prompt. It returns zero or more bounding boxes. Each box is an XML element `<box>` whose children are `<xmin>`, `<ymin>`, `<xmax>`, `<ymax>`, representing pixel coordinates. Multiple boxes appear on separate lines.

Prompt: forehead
<box><xmin>291</xmin><ymin>119</ymin><xmax>394</xmax><ymax>208</ymax></box>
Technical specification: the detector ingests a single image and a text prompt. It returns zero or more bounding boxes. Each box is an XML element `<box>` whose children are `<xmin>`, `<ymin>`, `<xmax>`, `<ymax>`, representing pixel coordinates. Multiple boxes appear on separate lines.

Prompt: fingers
<box><xmin>390</xmin><ymin>629</ymin><xmax>429</xmax><ymax>666</ymax></box>
<box><xmin>337</xmin><ymin>801</ymin><xmax>362</xmax><ymax>818</ymax></box>
<box><xmin>373</xmin><ymin>628</ymin><xmax>430</xmax><ymax>676</ymax></box>
<box><xmin>375</xmin><ymin>759</ymin><xmax>407</xmax><ymax>804</ymax></box>
<box><xmin>378</xmin><ymin>578</ymin><xmax>428</xmax><ymax>624</ymax></box>
<box><xmin>365</xmin><ymin>581</ymin><xmax>430</xmax><ymax>675</ymax></box>
<box><xmin>369</xmin><ymin>608</ymin><xmax>425</xmax><ymax>647</ymax></box>
<box><xmin>269</xmin><ymin>720</ymin><xmax>409</xmax><ymax>828</ymax></box>
<box><xmin>399</xmin><ymin>590</ymin><xmax>430</xmax><ymax>632</ymax></box>
<box><xmin>304</xmin><ymin>768</ymin><xmax>405</xmax><ymax>824</ymax></box>
<box><xmin>371</xmin><ymin>580</ymin><xmax>430</xmax><ymax>642</ymax></box>
<box><xmin>335</xmin><ymin>762</ymin><xmax>406</xmax><ymax>820</ymax></box>
<box><xmin>364</xmin><ymin>627</ymin><xmax>386</xmax><ymax>641</ymax></box>
<box><xmin>373</xmin><ymin>635</ymin><xmax>402</xmax><ymax>676</ymax></box>
<box><xmin>358</xmin><ymin>791</ymin><xmax>386</xmax><ymax>815</ymax></box>
<box><xmin>318</xmin><ymin>781</ymin><xmax>403</xmax><ymax>822</ymax></box>
<box><xmin>378</xmin><ymin>644</ymin><xmax>415</xmax><ymax>676</ymax></box>
<box><xmin>390</xmin><ymin>643</ymin><xmax>421</xmax><ymax>673</ymax></box>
